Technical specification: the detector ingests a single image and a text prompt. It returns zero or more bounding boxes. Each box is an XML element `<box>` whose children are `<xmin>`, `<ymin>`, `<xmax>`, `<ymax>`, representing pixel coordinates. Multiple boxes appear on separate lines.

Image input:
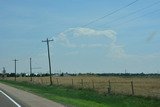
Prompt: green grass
<box><xmin>0</xmin><ymin>79</ymin><xmax>160</xmax><ymax>107</ymax></box>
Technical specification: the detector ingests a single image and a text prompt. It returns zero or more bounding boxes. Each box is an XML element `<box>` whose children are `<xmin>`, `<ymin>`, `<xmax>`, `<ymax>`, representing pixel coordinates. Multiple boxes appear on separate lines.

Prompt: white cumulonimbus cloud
<box><xmin>55</xmin><ymin>27</ymin><xmax>116</xmax><ymax>46</ymax></box>
<box><xmin>67</xmin><ymin>27</ymin><xmax>117</xmax><ymax>42</ymax></box>
<box><xmin>54</xmin><ymin>27</ymin><xmax>125</xmax><ymax>58</ymax></box>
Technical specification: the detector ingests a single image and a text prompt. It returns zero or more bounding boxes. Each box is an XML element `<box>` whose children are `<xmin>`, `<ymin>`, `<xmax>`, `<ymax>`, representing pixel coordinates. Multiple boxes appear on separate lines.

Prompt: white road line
<box><xmin>0</xmin><ymin>90</ymin><xmax>21</xmax><ymax>107</ymax></box>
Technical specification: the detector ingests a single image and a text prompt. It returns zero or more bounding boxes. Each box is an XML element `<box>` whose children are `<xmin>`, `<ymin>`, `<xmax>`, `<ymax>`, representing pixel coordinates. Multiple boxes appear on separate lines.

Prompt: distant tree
<box><xmin>2</xmin><ymin>67</ymin><xmax>6</xmax><ymax>74</ymax></box>
<box><xmin>10</xmin><ymin>73</ymin><xmax>16</xmax><ymax>77</ymax></box>
<box><xmin>20</xmin><ymin>73</ymin><xmax>26</xmax><ymax>77</ymax></box>
<box><xmin>2</xmin><ymin>67</ymin><xmax>6</xmax><ymax>79</ymax></box>
<box><xmin>60</xmin><ymin>73</ymin><xmax>64</xmax><ymax>76</ymax></box>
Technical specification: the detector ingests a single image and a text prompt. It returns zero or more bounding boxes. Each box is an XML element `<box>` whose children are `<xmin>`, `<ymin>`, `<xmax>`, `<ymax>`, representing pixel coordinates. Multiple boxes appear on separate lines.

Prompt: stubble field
<box><xmin>6</xmin><ymin>76</ymin><xmax>160</xmax><ymax>98</ymax></box>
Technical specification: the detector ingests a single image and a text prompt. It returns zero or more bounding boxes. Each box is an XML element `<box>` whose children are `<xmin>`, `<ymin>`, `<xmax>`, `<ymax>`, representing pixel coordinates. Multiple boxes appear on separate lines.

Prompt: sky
<box><xmin>0</xmin><ymin>0</ymin><xmax>160</xmax><ymax>74</ymax></box>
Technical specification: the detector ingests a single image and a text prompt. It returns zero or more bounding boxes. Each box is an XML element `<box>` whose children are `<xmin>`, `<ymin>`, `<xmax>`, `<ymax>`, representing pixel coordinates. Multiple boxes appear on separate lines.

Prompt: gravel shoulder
<box><xmin>0</xmin><ymin>82</ymin><xmax>65</xmax><ymax>107</ymax></box>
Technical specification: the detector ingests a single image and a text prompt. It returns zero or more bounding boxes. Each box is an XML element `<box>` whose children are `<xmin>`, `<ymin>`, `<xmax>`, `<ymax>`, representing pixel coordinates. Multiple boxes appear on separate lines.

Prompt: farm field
<box><xmin>5</xmin><ymin>76</ymin><xmax>160</xmax><ymax>98</ymax></box>
<box><xmin>0</xmin><ymin>79</ymin><xmax>160</xmax><ymax>107</ymax></box>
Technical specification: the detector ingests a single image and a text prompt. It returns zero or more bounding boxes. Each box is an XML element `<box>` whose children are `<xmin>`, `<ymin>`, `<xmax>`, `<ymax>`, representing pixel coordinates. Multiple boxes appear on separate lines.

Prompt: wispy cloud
<box><xmin>64</xmin><ymin>51</ymin><xmax>79</xmax><ymax>56</ymax></box>
<box><xmin>107</xmin><ymin>43</ymin><xmax>126</xmax><ymax>58</ymax></box>
<box><xmin>146</xmin><ymin>31</ymin><xmax>157</xmax><ymax>43</ymax></box>
<box><xmin>79</xmin><ymin>44</ymin><xmax>105</xmax><ymax>48</ymax></box>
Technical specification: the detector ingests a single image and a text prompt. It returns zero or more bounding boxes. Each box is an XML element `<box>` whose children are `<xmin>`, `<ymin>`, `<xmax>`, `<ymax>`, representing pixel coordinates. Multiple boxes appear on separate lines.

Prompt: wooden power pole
<box><xmin>13</xmin><ymin>59</ymin><xmax>18</xmax><ymax>81</ymax></box>
<box><xmin>30</xmin><ymin>58</ymin><xmax>32</xmax><ymax>81</ymax></box>
<box><xmin>42</xmin><ymin>38</ymin><xmax>53</xmax><ymax>85</ymax></box>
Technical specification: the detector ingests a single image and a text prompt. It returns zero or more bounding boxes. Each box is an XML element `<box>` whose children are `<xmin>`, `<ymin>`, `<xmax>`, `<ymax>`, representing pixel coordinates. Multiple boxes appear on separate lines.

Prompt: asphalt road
<box><xmin>0</xmin><ymin>82</ymin><xmax>66</xmax><ymax>107</ymax></box>
<box><xmin>0</xmin><ymin>90</ymin><xmax>19</xmax><ymax>107</ymax></box>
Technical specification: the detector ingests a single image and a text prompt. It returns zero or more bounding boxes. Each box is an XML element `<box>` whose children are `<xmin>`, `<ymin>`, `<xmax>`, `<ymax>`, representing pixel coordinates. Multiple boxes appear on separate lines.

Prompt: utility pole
<box><xmin>13</xmin><ymin>59</ymin><xmax>18</xmax><ymax>81</ymax></box>
<box><xmin>2</xmin><ymin>67</ymin><xmax>6</xmax><ymax>79</ymax></box>
<box><xmin>42</xmin><ymin>38</ymin><xmax>53</xmax><ymax>85</ymax></box>
<box><xmin>30</xmin><ymin>58</ymin><xmax>32</xmax><ymax>81</ymax></box>
<box><xmin>30</xmin><ymin>58</ymin><xmax>41</xmax><ymax>81</ymax></box>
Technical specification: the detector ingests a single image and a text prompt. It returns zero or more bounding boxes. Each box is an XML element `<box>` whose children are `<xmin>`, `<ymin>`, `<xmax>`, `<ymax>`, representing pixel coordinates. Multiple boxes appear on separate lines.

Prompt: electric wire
<box><xmin>99</xmin><ymin>0</ymin><xmax>160</xmax><ymax>28</ymax></box>
<box><xmin>82</xmin><ymin>0</ymin><xmax>139</xmax><ymax>27</ymax></box>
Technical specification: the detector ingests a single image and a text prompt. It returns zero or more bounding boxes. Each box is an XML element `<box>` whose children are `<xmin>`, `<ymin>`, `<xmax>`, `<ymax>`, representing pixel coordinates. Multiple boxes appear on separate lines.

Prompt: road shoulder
<box><xmin>0</xmin><ymin>82</ymin><xmax>65</xmax><ymax>107</ymax></box>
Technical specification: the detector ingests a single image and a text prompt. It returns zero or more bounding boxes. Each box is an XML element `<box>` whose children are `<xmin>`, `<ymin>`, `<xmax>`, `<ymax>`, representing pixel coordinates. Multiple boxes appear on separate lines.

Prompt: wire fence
<box><xmin>3</xmin><ymin>76</ymin><xmax>160</xmax><ymax>99</ymax></box>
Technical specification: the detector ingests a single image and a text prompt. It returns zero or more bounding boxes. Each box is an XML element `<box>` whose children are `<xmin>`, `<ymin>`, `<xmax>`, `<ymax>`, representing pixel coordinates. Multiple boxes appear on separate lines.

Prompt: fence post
<box><xmin>92</xmin><ymin>80</ymin><xmax>95</xmax><ymax>89</ymax></box>
<box><xmin>56</xmin><ymin>78</ymin><xmax>59</xmax><ymax>85</ymax></box>
<box><xmin>52</xmin><ymin>77</ymin><xmax>54</xmax><ymax>85</ymax></box>
<box><xmin>32</xmin><ymin>77</ymin><xmax>34</xmax><ymax>83</ymax></box>
<box><xmin>81</xmin><ymin>79</ymin><xmax>83</xmax><ymax>87</ymax></box>
<box><xmin>71</xmin><ymin>79</ymin><xmax>74</xmax><ymax>86</ymax></box>
<box><xmin>131</xmin><ymin>81</ymin><xmax>134</xmax><ymax>95</ymax></box>
<box><xmin>41</xmin><ymin>77</ymin><xmax>43</xmax><ymax>84</ymax></box>
<box><xmin>108</xmin><ymin>80</ymin><xmax>111</xmax><ymax>94</ymax></box>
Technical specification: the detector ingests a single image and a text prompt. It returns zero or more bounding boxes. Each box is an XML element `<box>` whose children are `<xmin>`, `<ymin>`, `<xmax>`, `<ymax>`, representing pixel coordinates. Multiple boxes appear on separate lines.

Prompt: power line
<box><xmin>82</xmin><ymin>0</ymin><xmax>139</xmax><ymax>27</ymax></box>
<box><xmin>52</xmin><ymin>0</ymin><xmax>140</xmax><ymax>43</ymax></box>
<box><xmin>113</xmin><ymin>8</ymin><xmax>160</xmax><ymax>28</ymax></box>
<box><xmin>99</xmin><ymin>0</ymin><xmax>160</xmax><ymax>28</ymax></box>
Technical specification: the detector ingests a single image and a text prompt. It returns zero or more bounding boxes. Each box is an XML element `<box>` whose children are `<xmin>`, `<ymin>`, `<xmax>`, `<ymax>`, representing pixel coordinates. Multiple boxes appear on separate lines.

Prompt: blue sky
<box><xmin>0</xmin><ymin>0</ymin><xmax>160</xmax><ymax>74</ymax></box>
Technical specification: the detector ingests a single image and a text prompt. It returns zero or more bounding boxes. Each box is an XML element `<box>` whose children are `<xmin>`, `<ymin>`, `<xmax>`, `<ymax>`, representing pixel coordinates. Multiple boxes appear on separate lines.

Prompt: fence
<box><xmin>3</xmin><ymin>76</ymin><xmax>160</xmax><ymax>98</ymax></box>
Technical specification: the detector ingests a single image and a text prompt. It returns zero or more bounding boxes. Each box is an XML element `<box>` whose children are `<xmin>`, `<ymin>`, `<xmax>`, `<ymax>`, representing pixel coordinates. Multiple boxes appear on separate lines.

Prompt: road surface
<box><xmin>0</xmin><ymin>82</ymin><xmax>66</xmax><ymax>107</ymax></box>
<box><xmin>0</xmin><ymin>90</ymin><xmax>20</xmax><ymax>107</ymax></box>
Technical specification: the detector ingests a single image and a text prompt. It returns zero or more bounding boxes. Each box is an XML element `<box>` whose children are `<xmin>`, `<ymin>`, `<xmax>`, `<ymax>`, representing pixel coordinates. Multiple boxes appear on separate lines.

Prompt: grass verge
<box><xmin>0</xmin><ymin>79</ymin><xmax>160</xmax><ymax>107</ymax></box>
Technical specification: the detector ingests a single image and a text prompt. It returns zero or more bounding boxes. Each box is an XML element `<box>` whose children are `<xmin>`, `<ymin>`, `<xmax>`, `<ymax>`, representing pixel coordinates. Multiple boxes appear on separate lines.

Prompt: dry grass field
<box><xmin>6</xmin><ymin>76</ymin><xmax>160</xmax><ymax>98</ymax></box>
